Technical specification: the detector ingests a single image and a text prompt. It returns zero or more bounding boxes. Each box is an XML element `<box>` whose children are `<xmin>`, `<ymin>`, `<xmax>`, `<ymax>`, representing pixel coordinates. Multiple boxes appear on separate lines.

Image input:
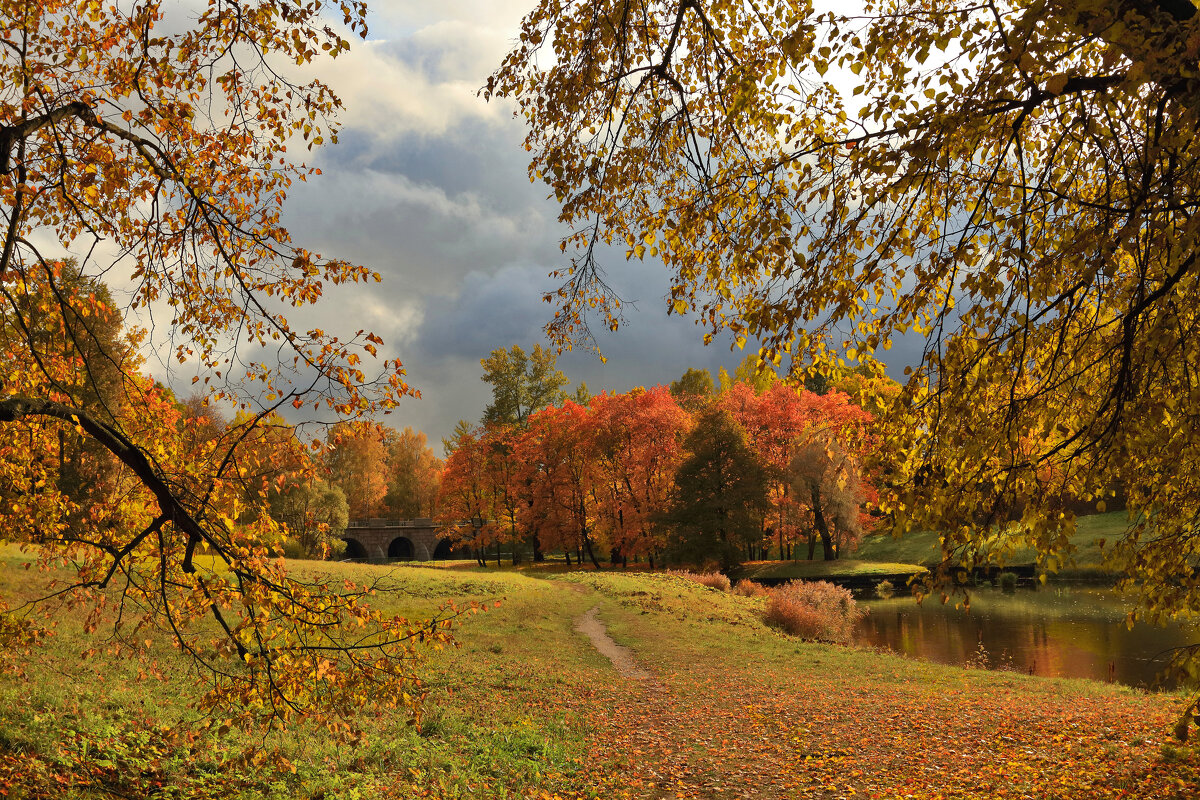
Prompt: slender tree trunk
<box><xmin>778</xmin><ymin>493</ymin><xmax>786</xmax><ymax>561</ymax></box>
<box><xmin>565</xmin><ymin>550</ymin><xmax>572</xmax><ymax>566</ymax></box>
<box><xmin>811</xmin><ymin>485</ymin><xmax>835</xmax><ymax>561</ymax></box>
<box><xmin>583</xmin><ymin>533</ymin><xmax>600</xmax><ymax>569</ymax></box>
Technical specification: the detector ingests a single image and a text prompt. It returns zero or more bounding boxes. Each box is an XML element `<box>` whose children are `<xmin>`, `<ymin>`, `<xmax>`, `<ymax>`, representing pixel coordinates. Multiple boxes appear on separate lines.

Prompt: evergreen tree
<box><xmin>662</xmin><ymin>407</ymin><xmax>768</xmax><ymax>571</ymax></box>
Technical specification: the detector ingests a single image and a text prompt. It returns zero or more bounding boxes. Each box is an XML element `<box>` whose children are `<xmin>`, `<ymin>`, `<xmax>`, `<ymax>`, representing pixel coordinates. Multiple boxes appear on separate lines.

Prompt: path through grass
<box><xmin>1</xmin><ymin>550</ymin><xmax>1197</xmax><ymax>798</ymax></box>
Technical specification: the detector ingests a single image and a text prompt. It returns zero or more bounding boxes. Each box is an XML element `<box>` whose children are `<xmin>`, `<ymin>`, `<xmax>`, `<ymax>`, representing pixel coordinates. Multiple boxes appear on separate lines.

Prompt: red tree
<box><xmin>520</xmin><ymin>401</ymin><xmax>604</xmax><ymax>567</ymax></box>
<box><xmin>588</xmin><ymin>387</ymin><xmax>689</xmax><ymax>566</ymax></box>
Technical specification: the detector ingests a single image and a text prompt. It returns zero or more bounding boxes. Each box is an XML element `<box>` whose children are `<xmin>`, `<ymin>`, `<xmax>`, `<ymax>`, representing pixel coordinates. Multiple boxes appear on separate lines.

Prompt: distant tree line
<box><xmin>437</xmin><ymin>346</ymin><xmax>887</xmax><ymax>572</ymax></box>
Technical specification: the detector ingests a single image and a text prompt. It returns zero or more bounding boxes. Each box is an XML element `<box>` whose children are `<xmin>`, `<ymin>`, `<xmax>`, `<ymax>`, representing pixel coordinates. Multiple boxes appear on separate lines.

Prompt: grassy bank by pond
<box><xmin>734</xmin><ymin>558</ymin><xmax>928</xmax><ymax>587</ymax></box>
<box><xmin>852</xmin><ymin>511</ymin><xmax>1130</xmax><ymax>577</ymax></box>
<box><xmin>1</xmin><ymin>546</ymin><xmax>1198</xmax><ymax>798</ymax></box>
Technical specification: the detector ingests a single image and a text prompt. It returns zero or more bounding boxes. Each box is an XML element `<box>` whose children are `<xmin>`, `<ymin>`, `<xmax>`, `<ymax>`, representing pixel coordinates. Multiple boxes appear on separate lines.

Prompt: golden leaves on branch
<box><xmin>0</xmin><ymin>0</ymin><xmax>431</xmax><ymax>727</ymax></box>
<box><xmin>492</xmin><ymin>0</ymin><xmax>1200</xmax><ymax>693</ymax></box>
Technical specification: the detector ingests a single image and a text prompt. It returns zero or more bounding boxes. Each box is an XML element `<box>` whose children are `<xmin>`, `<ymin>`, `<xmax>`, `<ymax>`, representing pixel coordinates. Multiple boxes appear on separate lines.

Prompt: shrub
<box><xmin>763</xmin><ymin>580</ymin><xmax>866</xmax><ymax>643</ymax></box>
<box><xmin>998</xmin><ymin>571</ymin><xmax>1018</xmax><ymax>593</ymax></box>
<box><xmin>763</xmin><ymin>599</ymin><xmax>829</xmax><ymax>640</ymax></box>
<box><xmin>874</xmin><ymin>579</ymin><xmax>895</xmax><ymax>599</ymax></box>
<box><xmin>281</xmin><ymin>539</ymin><xmax>306</xmax><ymax>560</ymax></box>
<box><xmin>666</xmin><ymin>569</ymin><xmax>731</xmax><ymax>591</ymax></box>
<box><xmin>733</xmin><ymin>579</ymin><xmax>769</xmax><ymax>598</ymax></box>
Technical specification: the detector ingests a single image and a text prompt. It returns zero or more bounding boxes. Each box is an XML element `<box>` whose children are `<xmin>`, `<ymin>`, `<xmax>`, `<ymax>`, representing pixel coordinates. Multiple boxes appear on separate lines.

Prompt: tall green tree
<box><xmin>662</xmin><ymin>407</ymin><xmax>769</xmax><ymax>572</ymax></box>
<box><xmin>669</xmin><ymin>367</ymin><xmax>714</xmax><ymax>411</ymax></box>
<box><xmin>270</xmin><ymin>478</ymin><xmax>349</xmax><ymax>559</ymax></box>
<box><xmin>733</xmin><ymin>353</ymin><xmax>778</xmax><ymax>395</ymax></box>
<box><xmin>480</xmin><ymin>344</ymin><xmax>569</xmax><ymax>427</ymax></box>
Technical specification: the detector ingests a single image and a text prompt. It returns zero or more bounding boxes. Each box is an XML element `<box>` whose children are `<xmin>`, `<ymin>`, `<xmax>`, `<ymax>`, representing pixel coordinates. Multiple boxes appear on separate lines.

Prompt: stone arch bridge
<box><xmin>342</xmin><ymin>519</ymin><xmax>461</xmax><ymax>562</ymax></box>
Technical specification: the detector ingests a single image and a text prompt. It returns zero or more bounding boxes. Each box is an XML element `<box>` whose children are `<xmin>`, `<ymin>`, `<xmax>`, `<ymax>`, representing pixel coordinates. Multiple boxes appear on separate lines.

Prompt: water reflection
<box><xmin>856</xmin><ymin>587</ymin><xmax>1198</xmax><ymax>690</ymax></box>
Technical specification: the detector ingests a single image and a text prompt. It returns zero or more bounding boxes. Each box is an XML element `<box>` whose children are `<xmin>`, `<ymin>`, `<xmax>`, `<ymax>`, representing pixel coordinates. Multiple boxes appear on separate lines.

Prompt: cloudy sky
<box><xmin>254</xmin><ymin>0</ymin><xmax>772</xmax><ymax>447</ymax></box>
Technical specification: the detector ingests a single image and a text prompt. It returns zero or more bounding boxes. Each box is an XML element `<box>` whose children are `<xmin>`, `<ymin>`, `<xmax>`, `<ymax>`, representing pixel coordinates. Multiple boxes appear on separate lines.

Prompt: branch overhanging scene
<box><xmin>2</xmin><ymin>1</ymin><xmax>1200</xmax><ymax>797</ymax></box>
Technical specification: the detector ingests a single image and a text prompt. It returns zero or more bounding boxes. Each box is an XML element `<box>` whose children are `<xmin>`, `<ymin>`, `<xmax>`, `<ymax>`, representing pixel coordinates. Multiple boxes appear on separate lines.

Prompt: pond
<box><xmin>856</xmin><ymin>587</ymin><xmax>1198</xmax><ymax>690</ymax></box>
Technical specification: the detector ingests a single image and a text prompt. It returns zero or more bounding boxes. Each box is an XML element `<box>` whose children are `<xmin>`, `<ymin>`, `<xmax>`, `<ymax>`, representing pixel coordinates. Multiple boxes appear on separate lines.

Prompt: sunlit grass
<box><xmin>737</xmin><ymin>558</ymin><xmax>927</xmax><ymax>581</ymax></box>
<box><xmin>2</xmin><ymin>549</ymin><xmax>1196</xmax><ymax>798</ymax></box>
<box><xmin>854</xmin><ymin>511</ymin><xmax>1131</xmax><ymax>571</ymax></box>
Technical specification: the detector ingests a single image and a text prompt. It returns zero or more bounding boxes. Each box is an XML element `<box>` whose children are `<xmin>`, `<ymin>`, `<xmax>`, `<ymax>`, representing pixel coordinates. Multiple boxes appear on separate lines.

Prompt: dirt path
<box><xmin>573</xmin><ymin>606</ymin><xmax>652</xmax><ymax>680</ymax></box>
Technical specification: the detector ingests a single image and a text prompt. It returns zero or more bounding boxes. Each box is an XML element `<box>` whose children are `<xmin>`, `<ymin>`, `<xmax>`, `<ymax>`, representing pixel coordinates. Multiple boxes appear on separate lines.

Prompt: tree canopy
<box><xmin>491</xmin><ymin>0</ymin><xmax>1200</xmax><ymax>670</ymax></box>
<box><xmin>480</xmin><ymin>344</ymin><xmax>569</xmax><ymax>427</ymax></box>
<box><xmin>0</xmin><ymin>0</ymin><xmax>451</xmax><ymax>725</ymax></box>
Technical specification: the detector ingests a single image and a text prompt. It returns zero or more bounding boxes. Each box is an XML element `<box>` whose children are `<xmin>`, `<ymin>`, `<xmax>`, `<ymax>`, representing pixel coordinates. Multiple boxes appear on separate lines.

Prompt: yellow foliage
<box><xmin>490</xmin><ymin>0</ymin><xmax>1200</xmax><ymax>683</ymax></box>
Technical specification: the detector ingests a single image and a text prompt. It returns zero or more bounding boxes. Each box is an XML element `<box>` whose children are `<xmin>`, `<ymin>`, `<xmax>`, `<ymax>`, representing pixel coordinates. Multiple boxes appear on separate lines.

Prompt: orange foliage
<box><xmin>0</xmin><ymin>0</ymin><xmax>449</xmax><ymax>726</ymax></box>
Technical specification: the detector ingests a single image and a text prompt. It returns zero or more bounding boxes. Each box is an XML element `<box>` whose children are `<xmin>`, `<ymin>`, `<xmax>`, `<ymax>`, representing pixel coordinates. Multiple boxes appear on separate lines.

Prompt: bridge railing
<box><xmin>346</xmin><ymin>518</ymin><xmax>437</xmax><ymax>529</ymax></box>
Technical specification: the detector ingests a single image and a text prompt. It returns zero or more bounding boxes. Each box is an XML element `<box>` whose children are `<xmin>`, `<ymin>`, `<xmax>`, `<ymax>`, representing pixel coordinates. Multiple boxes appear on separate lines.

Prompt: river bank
<box><xmin>2</xmin><ymin>549</ymin><xmax>1197</xmax><ymax>798</ymax></box>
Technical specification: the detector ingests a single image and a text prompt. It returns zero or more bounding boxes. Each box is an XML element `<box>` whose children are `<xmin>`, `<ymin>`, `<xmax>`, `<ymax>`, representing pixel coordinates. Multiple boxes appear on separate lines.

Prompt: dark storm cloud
<box><xmin>258</xmin><ymin>6</ymin><xmax>926</xmax><ymax>446</ymax></box>
<box><xmin>318</xmin><ymin>119</ymin><xmax>539</xmax><ymax>204</ymax></box>
<box><xmin>406</xmin><ymin>260</ymin><xmax>755</xmax><ymax>441</ymax></box>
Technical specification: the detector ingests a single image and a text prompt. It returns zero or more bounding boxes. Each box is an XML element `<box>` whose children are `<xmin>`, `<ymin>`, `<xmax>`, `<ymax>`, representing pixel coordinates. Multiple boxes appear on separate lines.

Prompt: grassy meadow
<box><xmin>2</xmin><ymin>543</ymin><xmax>1199</xmax><ymax>798</ymax></box>
<box><xmin>852</xmin><ymin>511</ymin><xmax>1131</xmax><ymax>575</ymax></box>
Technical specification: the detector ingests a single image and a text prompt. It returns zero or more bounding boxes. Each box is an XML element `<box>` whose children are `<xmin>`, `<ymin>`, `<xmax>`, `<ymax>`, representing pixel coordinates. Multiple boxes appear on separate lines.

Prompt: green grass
<box><xmin>1</xmin><ymin>545</ymin><xmax>1197</xmax><ymax>798</ymax></box>
<box><xmin>853</xmin><ymin>511</ymin><xmax>1132</xmax><ymax>571</ymax></box>
<box><xmin>736</xmin><ymin>558</ymin><xmax>928</xmax><ymax>581</ymax></box>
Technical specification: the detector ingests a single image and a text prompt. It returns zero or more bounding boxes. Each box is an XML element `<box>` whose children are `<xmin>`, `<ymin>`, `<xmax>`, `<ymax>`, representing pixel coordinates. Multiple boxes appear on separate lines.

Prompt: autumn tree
<box><xmin>521</xmin><ymin>401</ymin><xmax>606</xmax><ymax>567</ymax></box>
<box><xmin>588</xmin><ymin>387</ymin><xmax>689</xmax><ymax>566</ymax></box>
<box><xmin>0</xmin><ymin>0</ymin><xmax>449</xmax><ymax>724</ymax></box>
<box><xmin>1</xmin><ymin>261</ymin><xmax>137</xmax><ymax>525</ymax></box>
<box><xmin>224</xmin><ymin>411</ymin><xmax>348</xmax><ymax>558</ymax></box>
<box><xmin>383</xmin><ymin>426</ymin><xmax>442</xmax><ymax>519</ymax></box>
<box><xmin>437</xmin><ymin>425</ymin><xmax>503</xmax><ymax>566</ymax></box>
<box><xmin>790</xmin><ymin>432</ymin><xmax>873</xmax><ymax>561</ymax></box>
<box><xmin>721</xmin><ymin>382</ymin><xmax>816</xmax><ymax>559</ymax></box>
<box><xmin>323</xmin><ymin>421</ymin><xmax>390</xmax><ymax>520</ymax></box>
<box><xmin>492</xmin><ymin>0</ymin><xmax>1200</xmax><ymax>688</ymax></box>
<box><xmin>662</xmin><ymin>407</ymin><xmax>769</xmax><ymax>572</ymax></box>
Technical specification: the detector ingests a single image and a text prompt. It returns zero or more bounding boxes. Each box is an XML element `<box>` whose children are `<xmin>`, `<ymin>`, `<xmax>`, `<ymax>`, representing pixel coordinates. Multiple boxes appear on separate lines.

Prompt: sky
<box><xmin>255</xmin><ymin>0</ymin><xmax>773</xmax><ymax>448</ymax></box>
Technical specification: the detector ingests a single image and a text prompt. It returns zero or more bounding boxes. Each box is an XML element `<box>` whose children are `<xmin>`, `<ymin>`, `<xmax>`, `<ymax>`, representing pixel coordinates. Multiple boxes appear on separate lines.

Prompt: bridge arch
<box><xmin>388</xmin><ymin>536</ymin><xmax>415</xmax><ymax>560</ymax></box>
<box><xmin>433</xmin><ymin>538</ymin><xmax>453</xmax><ymax>560</ymax></box>
<box><xmin>342</xmin><ymin>537</ymin><xmax>368</xmax><ymax>560</ymax></box>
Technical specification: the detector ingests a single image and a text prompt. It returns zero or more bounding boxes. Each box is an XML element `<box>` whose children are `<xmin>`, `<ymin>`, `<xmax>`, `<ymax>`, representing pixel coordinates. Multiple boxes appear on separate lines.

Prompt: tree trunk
<box><xmin>811</xmin><ymin>485</ymin><xmax>835</xmax><ymax>561</ymax></box>
<box><xmin>530</xmin><ymin>527</ymin><xmax>544</xmax><ymax>562</ymax></box>
<box><xmin>583</xmin><ymin>534</ymin><xmax>600</xmax><ymax>569</ymax></box>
